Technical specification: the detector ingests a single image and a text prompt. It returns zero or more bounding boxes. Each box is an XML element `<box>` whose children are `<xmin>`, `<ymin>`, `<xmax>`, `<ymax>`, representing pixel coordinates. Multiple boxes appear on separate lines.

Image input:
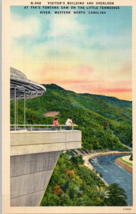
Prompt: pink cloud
<box><xmin>42</xmin><ymin>79</ymin><xmax>132</xmax><ymax>94</ymax></box>
<box><xmin>99</xmin><ymin>88</ymin><xmax>132</xmax><ymax>93</ymax></box>
<box><xmin>30</xmin><ymin>66</ymin><xmax>132</xmax><ymax>100</ymax></box>
<box><xmin>119</xmin><ymin>62</ymin><xmax>132</xmax><ymax>74</ymax></box>
<box><xmin>54</xmin><ymin>80</ymin><xmax>98</xmax><ymax>84</ymax></box>
<box><xmin>78</xmin><ymin>65</ymin><xmax>94</xmax><ymax>75</ymax></box>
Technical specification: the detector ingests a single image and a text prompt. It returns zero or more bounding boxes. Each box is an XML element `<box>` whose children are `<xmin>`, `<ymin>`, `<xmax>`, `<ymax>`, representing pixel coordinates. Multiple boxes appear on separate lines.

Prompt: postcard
<box><xmin>2</xmin><ymin>0</ymin><xmax>136</xmax><ymax>213</ymax></box>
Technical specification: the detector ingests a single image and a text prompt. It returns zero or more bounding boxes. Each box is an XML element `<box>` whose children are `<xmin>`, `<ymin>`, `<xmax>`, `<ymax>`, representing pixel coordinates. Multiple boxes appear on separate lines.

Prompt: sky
<box><xmin>10</xmin><ymin>6</ymin><xmax>132</xmax><ymax>100</ymax></box>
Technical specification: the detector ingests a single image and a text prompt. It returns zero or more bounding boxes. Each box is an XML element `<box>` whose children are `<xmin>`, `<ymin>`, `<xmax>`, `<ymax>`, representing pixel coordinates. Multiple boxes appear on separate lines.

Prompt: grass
<box><xmin>119</xmin><ymin>156</ymin><xmax>132</xmax><ymax>167</ymax></box>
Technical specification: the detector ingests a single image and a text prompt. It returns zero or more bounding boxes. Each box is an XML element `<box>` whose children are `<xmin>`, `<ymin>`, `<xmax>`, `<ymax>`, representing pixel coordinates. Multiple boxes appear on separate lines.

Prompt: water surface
<box><xmin>89</xmin><ymin>154</ymin><xmax>132</xmax><ymax>205</ymax></box>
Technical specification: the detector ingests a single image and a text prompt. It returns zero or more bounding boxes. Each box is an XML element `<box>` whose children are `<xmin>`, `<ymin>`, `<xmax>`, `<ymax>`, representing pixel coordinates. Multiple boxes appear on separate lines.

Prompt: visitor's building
<box><xmin>10</xmin><ymin>67</ymin><xmax>81</xmax><ymax>206</ymax></box>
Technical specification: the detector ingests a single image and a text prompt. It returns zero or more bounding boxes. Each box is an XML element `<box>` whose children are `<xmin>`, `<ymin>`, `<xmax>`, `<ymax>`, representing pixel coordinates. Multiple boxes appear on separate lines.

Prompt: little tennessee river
<box><xmin>89</xmin><ymin>154</ymin><xmax>132</xmax><ymax>205</ymax></box>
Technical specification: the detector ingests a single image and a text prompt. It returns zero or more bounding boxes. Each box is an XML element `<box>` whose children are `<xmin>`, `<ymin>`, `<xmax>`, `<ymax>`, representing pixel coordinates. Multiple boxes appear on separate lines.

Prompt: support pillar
<box><xmin>14</xmin><ymin>88</ymin><xmax>16</xmax><ymax>131</ymax></box>
<box><xmin>24</xmin><ymin>93</ymin><xmax>25</xmax><ymax>129</ymax></box>
<box><xmin>16</xmin><ymin>98</ymin><xmax>18</xmax><ymax>130</ymax></box>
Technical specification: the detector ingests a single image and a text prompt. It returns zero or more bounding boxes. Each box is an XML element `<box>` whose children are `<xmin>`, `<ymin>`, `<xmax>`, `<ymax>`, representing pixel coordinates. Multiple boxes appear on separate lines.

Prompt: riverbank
<box><xmin>115</xmin><ymin>157</ymin><xmax>132</xmax><ymax>174</ymax></box>
<box><xmin>84</xmin><ymin>158</ymin><xmax>109</xmax><ymax>186</ymax></box>
<box><xmin>83</xmin><ymin>151</ymin><xmax>131</xmax><ymax>162</ymax></box>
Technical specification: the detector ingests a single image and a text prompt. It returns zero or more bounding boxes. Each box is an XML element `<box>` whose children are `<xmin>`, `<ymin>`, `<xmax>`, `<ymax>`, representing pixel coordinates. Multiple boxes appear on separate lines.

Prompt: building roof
<box><xmin>10</xmin><ymin>67</ymin><xmax>46</xmax><ymax>100</ymax></box>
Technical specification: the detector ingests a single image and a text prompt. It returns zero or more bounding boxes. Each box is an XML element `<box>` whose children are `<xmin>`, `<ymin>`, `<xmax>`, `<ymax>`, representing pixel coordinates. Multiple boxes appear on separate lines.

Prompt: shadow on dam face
<box><xmin>10</xmin><ymin>151</ymin><xmax>60</xmax><ymax>206</ymax></box>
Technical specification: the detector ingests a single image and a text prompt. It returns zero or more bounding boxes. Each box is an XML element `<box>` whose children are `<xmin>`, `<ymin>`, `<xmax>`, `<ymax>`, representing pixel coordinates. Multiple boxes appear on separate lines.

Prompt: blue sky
<box><xmin>10</xmin><ymin>6</ymin><xmax>132</xmax><ymax>100</ymax></box>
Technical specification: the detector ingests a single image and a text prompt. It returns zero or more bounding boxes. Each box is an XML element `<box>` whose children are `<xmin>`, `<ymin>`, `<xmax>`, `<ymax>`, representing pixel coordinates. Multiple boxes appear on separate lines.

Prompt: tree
<box><xmin>104</xmin><ymin>183</ymin><xmax>127</xmax><ymax>206</ymax></box>
<box><xmin>53</xmin><ymin>185</ymin><xmax>63</xmax><ymax>197</ymax></box>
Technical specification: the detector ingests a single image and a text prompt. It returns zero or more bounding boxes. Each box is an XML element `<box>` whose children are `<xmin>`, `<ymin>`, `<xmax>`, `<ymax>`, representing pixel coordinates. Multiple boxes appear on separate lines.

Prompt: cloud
<box><xmin>119</xmin><ymin>62</ymin><xmax>132</xmax><ymax>75</ymax></box>
<box><xmin>78</xmin><ymin>65</ymin><xmax>93</xmax><ymax>75</ymax></box>
<box><xmin>84</xmin><ymin>32</ymin><xmax>132</xmax><ymax>50</ymax></box>
<box><xmin>98</xmin><ymin>88</ymin><xmax>132</xmax><ymax>93</ymax></box>
<box><xmin>10</xmin><ymin>8</ymin><xmax>132</xmax><ymax>101</ymax></box>
<box><xmin>44</xmin><ymin>14</ymin><xmax>89</xmax><ymax>49</ymax></box>
<box><xmin>10</xmin><ymin>14</ymin><xmax>41</xmax><ymax>38</ymax></box>
<box><xmin>46</xmin><ymin>15</ymin><xmax>87</xmax><ymax>37</ymax></box>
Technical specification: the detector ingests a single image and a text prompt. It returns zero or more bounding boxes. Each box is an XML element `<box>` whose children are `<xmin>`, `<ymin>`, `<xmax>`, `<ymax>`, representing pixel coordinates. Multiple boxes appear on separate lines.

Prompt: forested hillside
<box><xmin>40</xmin><ymin>152</ymin><xmax>127</xmax><ymax>206</ymax></box>
<box><xmin>10</xmin><ymin>83</ymin><xmax>132</xmax><ymax>206</ymax></box>
<box><xmin>10</xmin><ymin>83</ymin><xmax>132</xmax><ymax>150</ymax></box>
<box><xmin>80</xmin><ymin>93</ymin><xmax>132</xmax><ymax>109</ymax></box>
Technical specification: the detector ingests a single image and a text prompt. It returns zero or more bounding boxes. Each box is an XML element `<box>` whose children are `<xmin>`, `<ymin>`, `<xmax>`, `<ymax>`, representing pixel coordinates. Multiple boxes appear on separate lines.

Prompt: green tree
<box><xmin>104</xmin><ymin>183</ymin><xmax>127</xmax><ymax>206</ymax></box>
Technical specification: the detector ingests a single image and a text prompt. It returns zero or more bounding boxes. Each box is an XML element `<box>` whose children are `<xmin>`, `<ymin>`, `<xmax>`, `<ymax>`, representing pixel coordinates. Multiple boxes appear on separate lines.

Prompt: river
<box><xmin>89</xmin><ymin>154</ymin><xmax>132</xmax><ymax>205</ymax></box>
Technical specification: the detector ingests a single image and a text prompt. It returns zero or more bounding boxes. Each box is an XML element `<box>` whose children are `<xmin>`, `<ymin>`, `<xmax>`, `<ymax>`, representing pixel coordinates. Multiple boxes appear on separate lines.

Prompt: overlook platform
<box><xmin>10</xmin><ymin>129</ymin><xmax>81</xmax><ymax>156</ymax></box>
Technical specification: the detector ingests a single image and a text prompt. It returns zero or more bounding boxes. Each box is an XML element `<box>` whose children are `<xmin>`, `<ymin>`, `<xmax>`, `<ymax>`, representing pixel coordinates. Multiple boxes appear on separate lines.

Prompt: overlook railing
<box><xmin>10</xmin><ymin>124</ymin><xmax>78</xmax><ymax>131</ymax></box>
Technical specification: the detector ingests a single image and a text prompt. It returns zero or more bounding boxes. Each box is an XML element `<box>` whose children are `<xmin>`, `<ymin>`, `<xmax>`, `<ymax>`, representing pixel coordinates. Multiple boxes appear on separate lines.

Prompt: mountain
<box><xmin>10</xmin><ymin>83</ymin><xmax>132</xmax><ymax>150</ymax></box>
<box><xmin>80</xmin><ymin>93</ymin><xmax>132</xmax><ymax>109</ymax></box>
<box><xmin>10</xmin><ymin>84</ymin><xmax>131</xmax><ymax>206</ymax></box>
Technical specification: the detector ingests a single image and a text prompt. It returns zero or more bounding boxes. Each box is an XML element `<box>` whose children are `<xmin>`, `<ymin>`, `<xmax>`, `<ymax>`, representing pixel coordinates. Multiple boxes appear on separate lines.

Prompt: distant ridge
<box><xmin>43</xmin><ymin>83</ymin><xmax>65</xmax><ymax>91</ymax></box>
<box><xmin>80</xmin><ymin>93</ymin><xmax>132</xmax><ymax>109</ymax></box>
<box><xmin>43</xmin><ymin>84</ymin><xmax>132</xmax><ymax>109</ymax></box>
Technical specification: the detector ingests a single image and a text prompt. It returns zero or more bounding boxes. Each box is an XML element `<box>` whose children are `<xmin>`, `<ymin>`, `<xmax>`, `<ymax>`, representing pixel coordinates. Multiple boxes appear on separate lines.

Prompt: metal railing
<box><xmin>10</xmin><ymin>124</ymin><xmax>78</xmax><ymax>131</ymax></box>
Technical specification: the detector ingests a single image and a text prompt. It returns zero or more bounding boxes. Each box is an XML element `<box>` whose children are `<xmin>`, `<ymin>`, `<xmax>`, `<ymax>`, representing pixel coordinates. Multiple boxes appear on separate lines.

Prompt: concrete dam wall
<box><xmin>10</xmin><ymin>130</ymin><xmax>81</xmax><ymax>206</ymax></box>
<box><xmin>10</xmin><ymin>151</ymin><xmax>60</xmax><ymax>206</ymax></box>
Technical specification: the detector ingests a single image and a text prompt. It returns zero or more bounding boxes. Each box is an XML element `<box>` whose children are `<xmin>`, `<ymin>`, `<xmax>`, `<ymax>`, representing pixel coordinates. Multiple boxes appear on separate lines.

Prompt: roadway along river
<box><xmin>89</xmin><ymin>154</ymin><xmax>132</xmax><ymax>205</ymax></box>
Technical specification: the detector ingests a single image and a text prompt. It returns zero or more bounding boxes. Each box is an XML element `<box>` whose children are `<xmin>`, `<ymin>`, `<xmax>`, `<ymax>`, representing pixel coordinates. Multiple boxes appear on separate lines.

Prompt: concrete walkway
<box><xmin>83</xmin><ymin>151</ymin><xmax>131</xmax><ymax>160</ymax></box>
<box><xmin>122</xmin><ymin>155</ymin><xmax>132</xmax><ymax>163</ymax></box>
